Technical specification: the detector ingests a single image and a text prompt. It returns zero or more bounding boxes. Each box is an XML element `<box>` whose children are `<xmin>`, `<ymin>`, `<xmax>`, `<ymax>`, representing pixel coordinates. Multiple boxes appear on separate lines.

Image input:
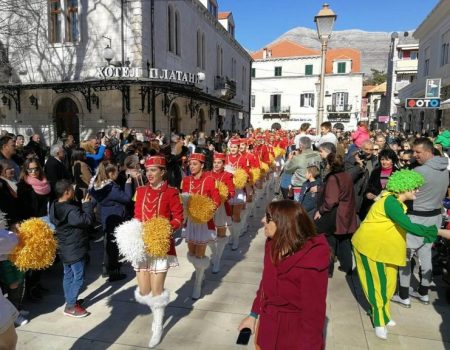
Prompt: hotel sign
<box><xmin>97</xmin><ymin>67</ymin><xmax>201</xmax><ymax>84</ymax></box>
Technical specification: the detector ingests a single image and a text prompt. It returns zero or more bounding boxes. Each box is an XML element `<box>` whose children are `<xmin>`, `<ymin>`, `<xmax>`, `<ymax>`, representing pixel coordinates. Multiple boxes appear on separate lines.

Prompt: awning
<box><xmin>440</xmin><ymin>98</ymin><xmax>450</xmax><ymax>110</ymax></box>
<box><xmin>0</xmin><ymin>78</ymin><xmax>245</xmax><ymax>114</ymax></box>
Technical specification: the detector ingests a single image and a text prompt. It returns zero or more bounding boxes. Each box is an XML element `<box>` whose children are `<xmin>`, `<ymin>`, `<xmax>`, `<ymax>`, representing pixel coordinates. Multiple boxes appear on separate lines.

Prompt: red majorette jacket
<box><xmin>226</xmin><ymin>153</ymin><xmax>250</xmax><ymax>174</ymax></box>
<box><xmin>181</xmin><ymin>172</ymin><xmax>221</xmax><ymax>230</ymax></box>
<box><xmin>208</xmin><ymin>170</ymin><xmax>235</xmax><ymax>216</ymax></box>
<box><xmin>134</xmin><ymin>181</ymin><xmax>184</xmax><ymax>256</ymax></box>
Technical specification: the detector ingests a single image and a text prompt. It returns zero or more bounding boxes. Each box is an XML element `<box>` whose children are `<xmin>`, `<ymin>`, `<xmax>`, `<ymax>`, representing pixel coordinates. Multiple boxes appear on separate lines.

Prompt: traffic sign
<box><xmin>405</xmin><ymin>98</ymin><xmax>441</xmax><ymax>109</ymax></box>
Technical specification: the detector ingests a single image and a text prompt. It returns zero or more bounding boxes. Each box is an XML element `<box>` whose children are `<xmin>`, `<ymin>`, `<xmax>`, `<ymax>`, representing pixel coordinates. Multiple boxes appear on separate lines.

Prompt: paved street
<box><xmin>16</xmin><ymin>192</ymin><xmax>450</xmax><ymax>350</ymax></box>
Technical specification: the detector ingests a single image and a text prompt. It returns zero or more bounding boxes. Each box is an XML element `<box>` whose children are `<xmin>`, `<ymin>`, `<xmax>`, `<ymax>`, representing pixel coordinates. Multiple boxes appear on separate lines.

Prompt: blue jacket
<box><xmin>298</xmin><ymin>178</ymin><xmax>322</xmax><ymax>217</ymax></box>
<box><xmin>89</xmin><ymin>181</ymin><xmax>132</xmax><ymax>232</ymax></box>
<box><xmin>86</xmin><ymin>145</ymin><xmax>106</xmax><ymax>171</ymax></box>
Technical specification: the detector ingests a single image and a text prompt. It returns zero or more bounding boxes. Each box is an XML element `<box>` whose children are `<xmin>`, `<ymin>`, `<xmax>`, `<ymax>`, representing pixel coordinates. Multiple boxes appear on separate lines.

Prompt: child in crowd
<box><xmin>298</xmin><ymin>165</ymin><xmax>322</xmax><ymax>218</ymax></box>
<box><xmin>49</xmin><ymin>179</ymin><xmax>94</xmax><ymax>318</ymax></box>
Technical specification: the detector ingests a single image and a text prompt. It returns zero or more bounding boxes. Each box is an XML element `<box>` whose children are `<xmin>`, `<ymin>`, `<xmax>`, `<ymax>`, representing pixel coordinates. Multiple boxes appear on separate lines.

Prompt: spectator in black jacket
<box><xmin>45</xmin><ymin>144</ymin><xmax>72</xmax><ymax>200</ymax></box>
<box><xmin>25</xmin><ymin>134</ymin><xmax>45</xmax><ymax>167</ymax></box>
<box><xmin>49</xmin><ymin>179</ymin><xmax>94</xmax><ymax>318</ymax></box>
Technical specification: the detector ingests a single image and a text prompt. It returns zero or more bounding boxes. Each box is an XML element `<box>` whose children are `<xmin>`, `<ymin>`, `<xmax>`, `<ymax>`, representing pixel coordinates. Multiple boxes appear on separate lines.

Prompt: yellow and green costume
<box><xmin>352</xmin><ymin>191</ymin><xmax>437</xmax><ymax>327</ymax></box>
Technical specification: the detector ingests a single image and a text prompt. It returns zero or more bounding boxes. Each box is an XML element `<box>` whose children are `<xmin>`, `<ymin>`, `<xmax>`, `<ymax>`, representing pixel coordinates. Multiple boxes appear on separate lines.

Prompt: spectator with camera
<box><xmin>345</xmin><ymin>140</ymin><xmax>378</xmax><ymax>216</ymax></box>
<box><xmin>283</xmin><ymin>137</ymin><xmax>321</xmax><ymax>201</ymax></box>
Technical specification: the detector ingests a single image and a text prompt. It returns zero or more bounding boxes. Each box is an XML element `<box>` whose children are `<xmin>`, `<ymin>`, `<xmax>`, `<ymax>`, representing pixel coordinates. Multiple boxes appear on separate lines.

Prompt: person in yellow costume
<box><xmin>352</xmin><ymin>169</ymin><xmax>450</xmax><ymax>340</ymax></box>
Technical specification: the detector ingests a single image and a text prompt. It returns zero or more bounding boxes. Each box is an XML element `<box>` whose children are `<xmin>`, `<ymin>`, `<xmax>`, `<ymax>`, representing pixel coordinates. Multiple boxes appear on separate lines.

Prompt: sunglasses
<box><xmin>265</xmin><ymin>212</ymin><xmax>272</xmax><ymax>223</ymax></box>
<box><xmin>373</xmin><ymin>148</ymin><xmax>379</xmax><ymax>151</ymax></box>
<box><xmin>27</xmin><ymin>167</ymin><xmax>39</xmax><ymax>173</ymax></box>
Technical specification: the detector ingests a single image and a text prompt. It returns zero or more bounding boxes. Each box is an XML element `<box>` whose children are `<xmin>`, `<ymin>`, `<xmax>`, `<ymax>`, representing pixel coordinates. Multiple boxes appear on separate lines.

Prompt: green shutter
<box><xmin>251</xmin><ymin>68</ymin><xmax>255</xmax><ymax>77</ymax></box>
<box><xmin>275</xmin><ymin>66</ymin><xmax>282</xmax><ymax>76</ymax></box>
<box><xmin>338</xmin><ymin>62</ymin><xmax>346</xmax><ymax>74</ymax></box>
<box><xmin>305</xmin><ymin>65</ymin><xmax>313</xmax><ymax>75</ymax></box>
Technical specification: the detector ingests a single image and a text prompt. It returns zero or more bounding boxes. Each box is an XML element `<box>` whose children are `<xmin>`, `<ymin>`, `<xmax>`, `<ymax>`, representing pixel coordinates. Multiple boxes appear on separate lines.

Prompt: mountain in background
<box><xmin>266</xmin><ymin>27</ymin><xmax>417</xmax><ymax>77</ymax></box>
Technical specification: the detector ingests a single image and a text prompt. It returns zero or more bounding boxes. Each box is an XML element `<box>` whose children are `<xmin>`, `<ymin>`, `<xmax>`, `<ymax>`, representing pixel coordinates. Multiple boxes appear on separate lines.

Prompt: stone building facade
<box><xmin>0</xmin><ymin>0</ymin><xmax>252</xmax><ymax>144</ymax></box>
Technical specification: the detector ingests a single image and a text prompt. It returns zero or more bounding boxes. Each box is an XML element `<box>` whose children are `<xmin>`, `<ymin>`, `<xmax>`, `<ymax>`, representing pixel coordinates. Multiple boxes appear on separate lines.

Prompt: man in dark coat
<box><xmin>25</xmin><ymin>134</ymin><xmax>46</xmax><ymax>166</ymax></box>
<box><xmin>45</xmin><ymin>144</ymin><xmax>72</xmax><ymax>200</ymax></box>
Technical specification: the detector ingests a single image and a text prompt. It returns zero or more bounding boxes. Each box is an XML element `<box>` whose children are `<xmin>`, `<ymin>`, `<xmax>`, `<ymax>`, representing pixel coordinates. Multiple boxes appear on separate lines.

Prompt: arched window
<box><xmin>175</xmin><ymin>10</ymin><xmax>180</xmax><ymax>55</ymax></box>
<box><xmin>201</xmin><ymin>33</ymin><xmax>206</xmax><ymax>70</ymax></box>
<box><xmin>168</xmin><ymin>6</ymin><xmax>174</xmax><ymax>52</ymax></box>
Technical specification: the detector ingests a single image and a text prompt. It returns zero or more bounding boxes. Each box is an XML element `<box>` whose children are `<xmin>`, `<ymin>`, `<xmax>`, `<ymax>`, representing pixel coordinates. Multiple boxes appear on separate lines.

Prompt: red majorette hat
<box><xmin>189</xmin><ymin>153</ymin><xmax>206</xmax><ymax>163</ymax></box>
<box><xmin>144</xmin><ymin>155</ymin><xmax>166</xmax><ymax>168</ymax></box>
<box><xmin>214</xmin><ymin>152</ymin><xmax>226</xmax><ymax>161</ymax></box>
<box><xmin>229</xmin><ymin>138</ymin><xmax>241</xmax><ymax>146</ymax></box>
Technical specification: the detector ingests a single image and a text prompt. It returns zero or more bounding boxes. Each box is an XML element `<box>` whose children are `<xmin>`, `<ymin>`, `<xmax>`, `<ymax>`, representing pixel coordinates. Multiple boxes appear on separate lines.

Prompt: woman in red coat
<box><xmin>314</xmin><ymin>153</ymin><xmax>358</xmax><ymax>277</ymax></box>
<box><xmin>133</xmin><ymin>155</ymin><xmax>184</xmax><ymax>348</ymax></box>
<box><xmin>239</xmin><ymin>200</ymin><xmax>329</xmax><ymax>350</ymax></box>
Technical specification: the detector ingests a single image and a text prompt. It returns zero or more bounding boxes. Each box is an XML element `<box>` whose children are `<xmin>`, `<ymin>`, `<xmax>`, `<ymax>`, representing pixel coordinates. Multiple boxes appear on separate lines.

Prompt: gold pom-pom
<box><xmin>216</xmin><ymin>181</ymin><xmax>229</xmax><ymax>203</ymax></box>
<box><xmin>10</xmin><ymin>218</ymin><xmax>57</xmax><ymax>271</ymax></box>
<box><xmin>250</xmin><ymin>167</ymin><xmax>261</xmax><ymax>185</ymax></box>
<box><xmin>233</xmin><ymin>168</ymin><xmax>249</xmax><ymax>189</ymax></box>
<box><xmin>188</xmin><ymin>194</ymin><xmax>217</xmax><ymax>224</ymax></box>
<box><xmin>273</xmin><ymin>146</ymin><xmax>285</xmax><ymax>158</ymax></box>
<box><xmin>269</xmin><ymin>154</ymin><xmax>275</xmax><ymax>165</ymax></box>
<box><xmin>142</xmin><ymin>217</ymin><xmax>172</xmax><ymax>258</ymax></box>
<box><xmin>260</xmin><ymin>162</ymin><xmax>269</xmax><ymax>174</ymax></box>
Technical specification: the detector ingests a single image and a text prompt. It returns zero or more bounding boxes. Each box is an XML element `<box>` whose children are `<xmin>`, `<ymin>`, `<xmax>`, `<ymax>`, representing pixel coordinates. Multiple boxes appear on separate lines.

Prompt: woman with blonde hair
<box><xmin>89</xmin><ymin>160</ymin><xmax>133</xmax><ymax>281</ymax></box>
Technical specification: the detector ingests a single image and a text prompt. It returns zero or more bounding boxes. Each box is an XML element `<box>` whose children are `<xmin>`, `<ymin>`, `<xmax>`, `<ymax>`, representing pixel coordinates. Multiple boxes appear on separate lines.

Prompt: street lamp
<box><xmin>314</xmin><ymin>3</ymin><xmax>337</xmax><ymax>132</ymax></box>
<box><xmin>102</xmin><ymin>35</ymin><xmax>114</xmax><ymax>65</ymax></box>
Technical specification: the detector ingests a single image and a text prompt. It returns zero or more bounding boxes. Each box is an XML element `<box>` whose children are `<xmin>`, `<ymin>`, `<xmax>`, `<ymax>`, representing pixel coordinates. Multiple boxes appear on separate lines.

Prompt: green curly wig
<box><xmin>386</xmin><ymin>169</ymin><xmax>424</xmax><ymax>193</ymax></box>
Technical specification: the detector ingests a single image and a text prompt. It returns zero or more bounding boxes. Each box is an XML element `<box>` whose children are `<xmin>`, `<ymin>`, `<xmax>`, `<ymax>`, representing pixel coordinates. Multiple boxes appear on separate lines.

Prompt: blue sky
<box><xmin>219</xmin><ymin>0</ymin><xmax>440</xmax><ymax>51</ymax></box>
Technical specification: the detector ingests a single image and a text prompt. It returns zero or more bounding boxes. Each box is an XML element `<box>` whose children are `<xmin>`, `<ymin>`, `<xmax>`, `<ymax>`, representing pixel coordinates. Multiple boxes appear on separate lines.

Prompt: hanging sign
<box><xmin>405</xmin><ymin>98</ymin><xmax>441</xmax><ymax>109</ymax></box>
<box><xmin>97</xmin><ymin>67</ymin><xmax>201</xmax><ymax>83</ymax></box>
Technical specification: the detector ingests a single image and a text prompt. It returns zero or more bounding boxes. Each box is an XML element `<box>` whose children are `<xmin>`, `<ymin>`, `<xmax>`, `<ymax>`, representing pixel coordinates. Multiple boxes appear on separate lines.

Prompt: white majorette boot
<box><xmin>231</xmin><ymin>221</ymin><xmax>242</xmax><ymax>251</ymax></box>
<box><xmin>239</xmin><ymin>208</ymin><xmax>248</xmax><ymax>237</ymax></box>
<box><xmin>147</xmin><ymin>290</ymin><xmax>170</xmax><ymax>348</ymax></box>
<box><xmin>188</xmin><ymin>255</ymin><xmax>210</xmax><ymax>300</ymax></box>
<box><xmin>208</xmin><ymin>241</ymin><xmax>217</xmax><ymax>267</ymax></box>
<box><xmin>212</xmin><ymin>236</ymin><xmax>229</xmax><ymax>274</ymax></box>
<box><xmin>134</xmin><ymin>287</ymin><xmax>151</xmax><ymax>306</ymax></box>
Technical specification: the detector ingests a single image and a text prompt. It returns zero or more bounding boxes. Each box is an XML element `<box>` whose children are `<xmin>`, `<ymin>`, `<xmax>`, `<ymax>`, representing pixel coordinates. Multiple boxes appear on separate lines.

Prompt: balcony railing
<box><xmin>214</xmin><ymin>76</ymin><xmax>236</xmax><ymax>99</ymax></box>
<box><xmin>327</xmin><ymin>104</ymin><xmax>352</xmax><ymax>112</ymax></box>
<box><xmin>262</xmin><ymin>106</ymin><xmax>291</xmax><ymax>113</ymax></box>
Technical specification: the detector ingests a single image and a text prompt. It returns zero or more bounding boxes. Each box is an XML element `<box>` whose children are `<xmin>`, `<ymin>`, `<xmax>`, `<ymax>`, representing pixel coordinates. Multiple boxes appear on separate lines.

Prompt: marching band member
<box><xmin>208</xmin><ymin>152</ymin><xmax>235</xmax><ymax>273</ymax></box>
<box><xmin>133</xmin><ymin>155</ymin><xmax>184</xmax><ymax>348</ymax></box>
<box><xmin>225</xmin><ymin>139</ymin><xmax>249</xmax><ymax>250</ymax></box>
<box><xmin>181</xmin><ymin>153</ymin><xmax>221</xmax><ymax>299</ymax></box>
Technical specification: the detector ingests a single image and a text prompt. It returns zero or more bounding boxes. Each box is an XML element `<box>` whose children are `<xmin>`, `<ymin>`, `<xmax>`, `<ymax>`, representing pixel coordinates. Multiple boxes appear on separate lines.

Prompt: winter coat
<box><xmin>359</xmin><ymin>165</ymin><xmax>399</xmax><ymax>220</ymax></box>
<box><xmin>49</xmin><ymin>201</ymin><xmax>94</xmax><ymax>264</ymax></box>
<box><xmin>251</xmin><ymin>235</ymin><xmax>329</xmax><ymax>350</ymax></box>
<box><xmin>16</xmin><ymin>181</ymin><xmax>49</xmax><ymax>219</ymax></box>
<box><xmin>0</xmin><ymin>178</ymin><xmax>20</xmax><ymax>226</ymax></box>
<box><xmin>434</xmin><ymin>130</ymin><xmax>450</xmax><ymax>149</ymax></box>
<box><xmin>86</xmin><ymin>145</ymin><xmax>106</xmax><ymax>171</ymax></box>
<box><xmin>89</xmin><ymin>181</ymin><xmax>133</xmax><ymax>233</ymax></box>
<box><xmin>317</xmin><ymin>171</ymin><xmax>358</xmax><ymax>235</ymax></box>
<box><xmin>298</xmin><ymin>178</ymin><xmax>322</xmax><ymax>217</ymax></box>
<box><xmin>44</xmin><ymin>156</ymin><xmax>72</xmax><ymax>200</ymax></box>
<box><xmin>284</xmin><ymin>149</ymin><xmax>321</xmax><ymax>187</ymax></box>
<box><xmin>351</xmin><ymin>126</ymin><xmax>370</xmax><ymax>148</ymax></box>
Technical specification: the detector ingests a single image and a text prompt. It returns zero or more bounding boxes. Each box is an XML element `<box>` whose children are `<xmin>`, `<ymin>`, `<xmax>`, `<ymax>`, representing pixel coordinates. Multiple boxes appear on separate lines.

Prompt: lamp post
<box><xmin>314</xmin><ymin>3</ymin><xmax>337</xmax><ymax>132</ymax></box>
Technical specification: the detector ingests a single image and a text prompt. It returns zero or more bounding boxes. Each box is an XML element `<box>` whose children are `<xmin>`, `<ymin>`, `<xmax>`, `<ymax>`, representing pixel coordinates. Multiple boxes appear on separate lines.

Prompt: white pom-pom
<box><xmin>114</xmin><ymin>219</ymin><xmax>145</xmax><ymax>266</ymax></box>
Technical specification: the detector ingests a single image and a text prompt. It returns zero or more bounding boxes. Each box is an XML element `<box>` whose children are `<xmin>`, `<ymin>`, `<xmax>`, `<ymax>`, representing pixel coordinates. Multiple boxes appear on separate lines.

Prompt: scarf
<box><xmin>25</xmin><ymin>176</ymin><xmax>51</xmax><ymax>195</ymax></box>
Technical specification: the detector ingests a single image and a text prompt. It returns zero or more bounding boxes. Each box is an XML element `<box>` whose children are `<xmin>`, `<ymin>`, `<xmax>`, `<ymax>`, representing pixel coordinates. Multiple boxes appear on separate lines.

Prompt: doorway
<box><xmin>54</xmin><ymin>97</ymin><xmax>80</xmax><ymax>142</ymax></box>
<box><xmin>198</xmin><ymin>109</ymin><xmax>206</xmax><ymax>132</ymax></box>
<box><xmin>169</xmin><ymin>104</ymin><xmax>179</xmax><ymax>134</ymax></box>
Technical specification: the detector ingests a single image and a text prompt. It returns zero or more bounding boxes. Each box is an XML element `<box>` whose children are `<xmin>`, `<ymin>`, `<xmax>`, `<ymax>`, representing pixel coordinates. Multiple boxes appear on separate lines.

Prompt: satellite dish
<box><xmin>404</xmin><ymin>32</ymin><xmax>409</xmax><ymax>37</ymax></box>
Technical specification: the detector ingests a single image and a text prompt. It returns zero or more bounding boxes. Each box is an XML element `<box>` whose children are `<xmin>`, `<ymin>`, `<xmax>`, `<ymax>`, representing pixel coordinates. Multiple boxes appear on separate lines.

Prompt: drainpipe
<box><xmin>248</xmin><ymin>59</ymin><xmax>253</xmax><ymax>129</ymax></box>
<box><xmin>151</xmin><ymin>0</ymin><xmax>156</xmax><ymax>131</ymax></box>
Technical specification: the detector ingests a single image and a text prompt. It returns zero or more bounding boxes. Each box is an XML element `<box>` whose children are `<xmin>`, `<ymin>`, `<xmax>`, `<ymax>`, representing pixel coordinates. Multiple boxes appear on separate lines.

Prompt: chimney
<box><xmin>268</xmin><ymin>49</ymin><xmax>272</xmax><ymax>58</ymax></box>
<box><xmin>263</xmin><ymin>48</ymin><xmax>267</xmax><ymax>59</ymax></box>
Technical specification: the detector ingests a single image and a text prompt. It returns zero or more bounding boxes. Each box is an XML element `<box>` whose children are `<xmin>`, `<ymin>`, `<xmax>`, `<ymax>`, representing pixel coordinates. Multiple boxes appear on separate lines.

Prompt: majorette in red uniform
<box><xmin>133</xmin><ymin>155</ymin><xmax>184</xmax><ymax>348</ymax></box>
<box><xmin>180</xmin><ymin>152</ymin><xmax>221</xmax><ymax>299</ymax></box>
<box><xmin>207</xmin><ymin>152</ymin><xmax>235</xmax><ymax>273</ymax></box>
<box><xmin>225</xmin><ymin>138</ymin><xmax>249</xmax><ymax>250</ymax></box>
